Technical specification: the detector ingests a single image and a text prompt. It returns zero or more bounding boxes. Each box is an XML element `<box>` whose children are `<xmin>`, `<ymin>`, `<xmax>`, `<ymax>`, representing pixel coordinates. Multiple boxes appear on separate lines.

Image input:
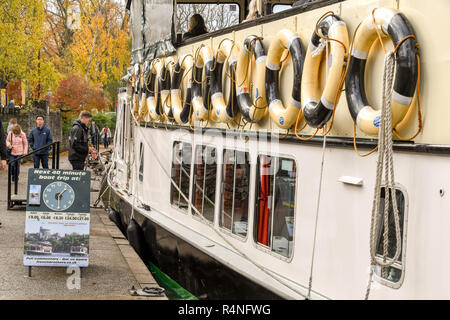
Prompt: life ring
<box><xmin>192</xmin><ymin>45</ymin><xmax>214</xmax><ymax>121</ymax></box>
<box><xmin>210</xmin><ymin>39</ymin><xmax>239</xmax><ymax>123</ymax></box>
<box><xmin>148</xmin><ymin>59</ymin><xmax>165</xmax><ymax>121</ymax></box>
<box><xmin>236</xmin><ymin>35</ymin><xmax>267</xmax><ymax>122</ymax></box>
<box><xmin>302</xmin><ymin>14</ymin><xmax>349</xmax><ymax>128</ymax></box>
<box><xmin>171</xmin><ymin>54</ymin><xmax>194</xmax><ymax>124</ymax></box>
<box><xmin>138</xmin><ymin>61</ymin><xmax>150</xmax><ymax>121</ymax></box>
<box><xmin>266</xmin><ymin>29</ymin><xmax>305</xmax><ymax>129</ymax></box>
<box><xmin>132</xmin><ymin>64</ymin><xmax>140</xmax><ymax>117</ymax></box>
<box><xmin>345</xmin><ymin>8</ymin><xmax>418</xmax><ymax>136</ymax></box>
<box><xmin>160</xmin><ymin>61</ymin><xmax>173</xmax><ymax>120</ymax></box>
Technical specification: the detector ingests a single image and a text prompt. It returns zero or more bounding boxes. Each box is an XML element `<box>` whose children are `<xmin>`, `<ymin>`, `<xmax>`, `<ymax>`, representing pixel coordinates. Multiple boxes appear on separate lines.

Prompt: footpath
<box><xmin>0</xmin><ymin>149</ymin><xmax>166</xmax><ymax>300</ymax></box>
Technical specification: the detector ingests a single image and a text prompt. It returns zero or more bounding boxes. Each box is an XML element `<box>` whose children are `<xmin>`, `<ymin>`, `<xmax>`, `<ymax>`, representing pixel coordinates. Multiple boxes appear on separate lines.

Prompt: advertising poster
<box><xmin>23</xmin><ymin>169</ymin><xmax>91</xmax><ymax>267</ymax></box>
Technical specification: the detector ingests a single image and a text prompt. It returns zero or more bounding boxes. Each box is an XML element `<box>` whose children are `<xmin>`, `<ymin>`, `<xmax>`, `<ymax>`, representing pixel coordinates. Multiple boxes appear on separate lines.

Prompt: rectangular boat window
<box><xmin>192</xmin><ymin>145</ymin><xmax>217</xmax><ymax>223</ymax></box>
<box><xmin>170</xmin><ymin>141</ymin><xmax>192</xmax><ymax>210</ymax></box>
<box><xmin>374</xmin><ymin>187</ymin><xmax>406</xmax><ymax>285</ymax></box>
<box><xmin>138</xmin><ymin>142</ymin><xmax>144</xmax><ymax>182</ymax></box>
<box><xmin>255</xmin><ymin>155</ymin><xmax>296</xmax><ymax>258</ymax></box>
<box><xmin>176</xmin><ymin>3</ymin><xmax>240</xmax><ymax>36</ymax></box>
<box><xmin>220</xmin><ymin>150</ymin><xmax>250</xmax><ymax>237</ymax></box>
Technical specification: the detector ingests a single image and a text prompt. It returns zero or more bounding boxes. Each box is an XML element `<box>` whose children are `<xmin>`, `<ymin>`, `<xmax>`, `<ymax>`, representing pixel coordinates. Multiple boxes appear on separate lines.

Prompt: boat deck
<box><xmin>0</xmin><ymin>151</ymin><xmax>167</xmax><ymax>300</ymax></box>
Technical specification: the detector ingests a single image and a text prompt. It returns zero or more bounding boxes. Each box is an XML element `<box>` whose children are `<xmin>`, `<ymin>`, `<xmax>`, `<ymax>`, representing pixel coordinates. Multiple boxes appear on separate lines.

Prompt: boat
<box><xmin>70</xmin><ymin>245</ymin><xmax>88</xmax><ymax>256</ymax></box>
<box><xmin>101</xmin><ymin>0</ymin><xmax>450</xmax><ymax>299</ymax></box>
<box><xmin>26</xmin><ymin>242</ymin><xmax>52</xmax><ymax>255</ymax></box>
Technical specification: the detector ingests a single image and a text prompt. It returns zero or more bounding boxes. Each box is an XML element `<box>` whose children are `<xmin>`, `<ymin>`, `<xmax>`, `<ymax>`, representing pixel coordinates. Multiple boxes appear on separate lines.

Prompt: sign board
<box><xmin>23</xmin><ymin>169</ymin><xmax>91</xmax><ymax>267</ymax></box>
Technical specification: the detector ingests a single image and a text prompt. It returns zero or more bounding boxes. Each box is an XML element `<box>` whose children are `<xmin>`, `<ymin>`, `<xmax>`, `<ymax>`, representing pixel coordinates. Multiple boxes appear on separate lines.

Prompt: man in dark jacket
<box><xmin>69</xmin><ymin>111</ymin><xmax>97</xmax><ymax>170</ymax></box>
<box><xmin>28</xmin><ymin>115</ymin><xmax>53</xmax><ymax>168</ymax></box>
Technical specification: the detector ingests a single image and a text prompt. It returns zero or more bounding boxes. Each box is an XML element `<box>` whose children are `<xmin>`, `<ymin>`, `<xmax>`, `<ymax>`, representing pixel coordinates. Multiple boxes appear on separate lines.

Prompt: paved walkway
<box><xmin>0</xmin><ymin>148</ymin><xmax>166</xmax><ymax>300</ymax></box>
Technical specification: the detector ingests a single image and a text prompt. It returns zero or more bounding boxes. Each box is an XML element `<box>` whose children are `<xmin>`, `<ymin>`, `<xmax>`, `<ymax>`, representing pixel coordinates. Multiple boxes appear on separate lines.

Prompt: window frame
<box><xmin>373</xmin><ymin>183</ymin><xmax>409</xmax><ymax>289</ymax></box>
<box><xmin>218</xmin><ymin>148</ymin><xmax>251</xmax><ymax>242</ymax></box>
<box><xmin>252</xmin><ymin>153</ymin><xmax>298</xmax><ymax>263</ymax></box>
<box><xmin>170</xmin><ymin>140</ymin><xmax>193</xmax><ymax>214</ymax></box>
<box><xmin>191</xmin><ymin>143</ymin><xmax>218</xmax><ymax>226</ymax></box>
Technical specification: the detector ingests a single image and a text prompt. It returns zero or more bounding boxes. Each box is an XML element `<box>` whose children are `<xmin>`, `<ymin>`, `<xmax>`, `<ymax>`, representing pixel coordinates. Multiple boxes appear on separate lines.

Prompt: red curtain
<box><xmin>257</xmin><ymin>156</ymin><xmax>270</xmax><ymax>245</ymax></box>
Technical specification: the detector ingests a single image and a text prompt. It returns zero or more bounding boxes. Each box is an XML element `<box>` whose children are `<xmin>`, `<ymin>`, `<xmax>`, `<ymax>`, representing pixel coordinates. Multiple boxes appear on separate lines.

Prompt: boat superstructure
<box><xmin>102</xmin><ymin>0</ymin><xmax>450</xmax><ymax>299</ymax></box>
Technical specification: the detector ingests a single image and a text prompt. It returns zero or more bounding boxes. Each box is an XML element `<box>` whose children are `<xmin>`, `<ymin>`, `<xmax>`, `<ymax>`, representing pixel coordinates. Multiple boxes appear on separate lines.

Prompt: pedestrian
<box><xmin>0</xmin><ymin>119</ymin><xmax>7</xmax><ymax>227</ymax></box>
<box><xmin>7</xmin><ymin>118</ymin><xmax>17</xmax><ymax>133</ymax></box>
<box><xmin>6</xmin><ymin>124</ymin><xmax>28</xmax><ymax>182</ymax></box>
<box><xmin>90</xmin><ymin>120</ymin><xmax>100</xmax><ymax>150</ymax></box>
<box><xmin>69</xmin><ymin>110</ymin><xmax>97</xmax><ymax>170</ymax></box>
<box><xmin>101</xmin><ymin>125</ymin><xmax>112</xmax><ymax>148</ymax></box>
<box><xmin>7</xmin><ymin>99</ymin><xmax>15</xmax><ymax>109</ymax></box>
<box><xmin>28</xmin><ymin>115</ymin><xmax>53</xmax><ymax>169</ymax></box>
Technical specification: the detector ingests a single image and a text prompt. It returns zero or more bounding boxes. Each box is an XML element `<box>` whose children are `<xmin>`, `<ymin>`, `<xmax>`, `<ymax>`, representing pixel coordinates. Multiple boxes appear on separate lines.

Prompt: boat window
<box><xmin>255</xmin><ymin>155</ymin><xmax>296</xmax><ymax>258</ymax></box>
<box><xmin>138</xmin><ymin>142</ymin><xmax>144</xmax><ymax>182</ymax></box>
<box><xmin>176</xmin><ymin>3</ymin><xmax>240</xmax><ymax>39</ymax></box>
<box><xmin>272</xmin><ymin>4</ymin><xmax>292</xmax><ymax>13</ymax></box>
<box><xmin>171</xmin><ymin>141</ymin><xmax>192</xmax><ymax>210</ymax></box>
<box><xmin>192</xmin><ymin>145</ymin><xmax>217</xmax><ymax>223</ymax></box>
<box><xmin>374</xmin><ymin>187</ymin><xmax>407</xmax><ymax>285</ymax></box>
<box><xmin>220</xmin><ymin>150</ymin><xmax>250</xmax><ymax>237</ymax></box>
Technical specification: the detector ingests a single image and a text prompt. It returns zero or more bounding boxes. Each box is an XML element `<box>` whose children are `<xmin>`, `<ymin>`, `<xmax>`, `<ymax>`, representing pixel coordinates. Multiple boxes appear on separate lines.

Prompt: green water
<box><xmin>147</xmin><ymin>261</ymin><xmax>198</xmax><ymax>300</ymax></box>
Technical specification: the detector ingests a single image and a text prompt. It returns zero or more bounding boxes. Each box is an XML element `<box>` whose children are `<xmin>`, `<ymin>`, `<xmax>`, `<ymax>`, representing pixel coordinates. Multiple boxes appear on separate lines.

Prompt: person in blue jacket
<box><xmin>28</xmin><ymin>115</ymin><xmax>53</xmax><ymax>168</ymax></box>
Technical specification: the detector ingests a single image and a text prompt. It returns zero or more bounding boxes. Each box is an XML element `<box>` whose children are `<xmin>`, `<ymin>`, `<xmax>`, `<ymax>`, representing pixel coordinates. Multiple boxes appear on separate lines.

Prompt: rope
<box><xmin>364</xmin><ymin>52</ymin><xmax>402</xmax><ymax>300</ymax></box>
<box><xmin>123</xmin><ymin>107</ymin><xmax>309</xmax><ymax>299</ymax></box>
<box><xmin>307</xmin><ymin>132</ymin><xmax>327</xmax><ymax>299</ymax></box>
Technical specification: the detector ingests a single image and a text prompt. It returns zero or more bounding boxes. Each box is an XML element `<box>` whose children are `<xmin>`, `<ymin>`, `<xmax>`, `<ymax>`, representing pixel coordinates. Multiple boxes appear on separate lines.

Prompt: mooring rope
<box><xmin>364</xmin><ymin>52</ymin><xmax>402</xmax><ymax>300</ymax></box>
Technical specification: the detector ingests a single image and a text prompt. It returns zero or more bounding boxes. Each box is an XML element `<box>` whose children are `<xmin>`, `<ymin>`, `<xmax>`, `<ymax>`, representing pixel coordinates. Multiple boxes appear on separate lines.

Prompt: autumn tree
<box><xmin>68</xmin><ymin>0</ymin><xmax>130</xmax><ymax>110</ymax></box>
<box><xmin>0</xmin><ymin>0</ymin><xmax>59</xmax><ymax>101</ymax></box>
<box><xmin>52</xmin><ymin>73</ymin><xmax>109</xmax><ymax>114</ymax></box>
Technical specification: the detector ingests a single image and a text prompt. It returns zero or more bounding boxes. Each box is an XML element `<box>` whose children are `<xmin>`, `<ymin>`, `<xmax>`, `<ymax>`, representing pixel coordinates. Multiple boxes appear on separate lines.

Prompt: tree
<box><xmin>52</xmin><ymin>73</ymin><xmax>109</xmax><ymax>113</ymax></box>
<box><xmin>68</xmin><ymin>0</ymin><xmax>130</xmax><ymax>109</ymax></box>
<box><xmin>0</xmin><ymin>0</ymin><xmax>58</xmax><ymax>100</ymax></box>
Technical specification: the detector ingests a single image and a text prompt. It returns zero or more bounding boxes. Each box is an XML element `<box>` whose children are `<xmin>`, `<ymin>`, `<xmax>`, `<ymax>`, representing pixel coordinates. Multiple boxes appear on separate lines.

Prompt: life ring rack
<box><xmin>266</xmin><ymin>29</ymin><xmax>305</xmax><ymax>129</ymax></box>
<box><xmin>345</xmin><ymin>8</ymin><xmax>419</xmax><ymax>136</ymax></box>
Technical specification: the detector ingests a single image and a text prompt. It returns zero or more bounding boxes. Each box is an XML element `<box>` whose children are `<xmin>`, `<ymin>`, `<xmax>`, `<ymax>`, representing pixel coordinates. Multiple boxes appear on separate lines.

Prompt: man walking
<box><xmin>28</xmin><ymin>115</ymin><xmax>53</xmax><ymax>168</ymax></box>
<box><xmin>69</xmin><ymin>111</ymin><xmax>97</xmax><ymax>170</ymax></box>
<box><xmin>90</xmin><ymin>120</ymin><xmax>100</xmax><ymax>150</ymax></box>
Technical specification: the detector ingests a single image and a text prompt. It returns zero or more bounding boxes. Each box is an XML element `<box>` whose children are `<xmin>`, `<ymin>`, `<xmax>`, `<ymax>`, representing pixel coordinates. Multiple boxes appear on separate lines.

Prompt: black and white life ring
<box><xmin>345</xmin><ymin>8</ymin><xmax>418</xmax><ymax>136</ymax></box>
<box><xmin>266</xmin><ymin>29</ymin><xmax>305</xmax><ymax>129</ymax></box>
<box><xmin>236</xmin><ymin>35</ymin><xmax>267</xmax><ymax>122</ymax></box>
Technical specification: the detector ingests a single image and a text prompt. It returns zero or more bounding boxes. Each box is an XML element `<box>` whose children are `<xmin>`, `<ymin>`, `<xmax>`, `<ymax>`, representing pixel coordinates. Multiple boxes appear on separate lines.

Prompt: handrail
<box><xmin>7</xmin><ymin>141</ymin><xmax>60</xmax><ymax>209</ymax></box>
<box><xmin>8</xmin><ymin>142</ymin><xmax>58</xmax><ymax>164</ymax></box>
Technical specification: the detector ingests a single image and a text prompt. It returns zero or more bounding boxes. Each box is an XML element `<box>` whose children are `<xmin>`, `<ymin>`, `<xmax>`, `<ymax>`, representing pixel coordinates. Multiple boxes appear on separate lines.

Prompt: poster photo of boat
<box><xmin>23</xmin><ymin>213</ymin><xmax>90</xmax><ymax>267</ymax></box>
